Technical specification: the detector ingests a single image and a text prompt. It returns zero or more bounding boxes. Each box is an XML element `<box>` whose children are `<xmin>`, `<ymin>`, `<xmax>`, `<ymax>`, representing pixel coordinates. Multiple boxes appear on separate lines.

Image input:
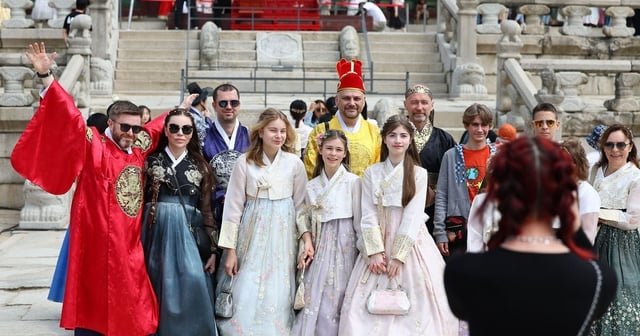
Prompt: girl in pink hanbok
<box><xmin>292</xmin><ymin>129</ymin><xmax>361</xmax><ymax>336</ymax></box>
<box><xmin>339</xmin><ymin>115</ymin><xmax>459</xmax><ymax>335</ymax></box>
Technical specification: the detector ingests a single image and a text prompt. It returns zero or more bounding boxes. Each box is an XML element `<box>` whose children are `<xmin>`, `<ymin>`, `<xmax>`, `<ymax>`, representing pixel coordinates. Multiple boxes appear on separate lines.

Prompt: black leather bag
<box><xmin>189</xmin><ymin>210</ymin><xmax>213</xmax><ymax>262</ymax></box>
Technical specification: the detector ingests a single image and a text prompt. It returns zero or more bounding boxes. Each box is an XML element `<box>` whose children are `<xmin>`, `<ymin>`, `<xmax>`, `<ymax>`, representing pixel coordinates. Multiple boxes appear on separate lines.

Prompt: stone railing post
<box><xmin>2</xmin><ymin>0</ymin><xmax>35</xmax><ymax>28</ymax></box>
<box><xmin>560</xmin><ymin>6</ymin><xmax>591</xmax><ymax>36</ymax></box>
<box><xmin>67</xmin><ymin>14</ymin><xmax>92</xmax><ymax>108</ymax></box>
<box><xmin>603</xmin><ymin>7</ymin><xmax>635</xmax><ymax>37</ymax></box>
<box><xmin>451</xmin><ymin>0</ymin><xmax>487</xmax><ymax>99</ymax></box>
<box><xmin>0</xmin><ymin>67</ymin><xmax>35</xmax><ymax>106</ymax></box>
<box><xmin>48</xmin><ymin>0</ymin><xmax>75</xmax><ymax>28</ymax></box>
<box><xmin>496</xmin><ymin>20</ymin><xmax>524</xmax><ymax>129</ymax></box>
<box><xmin>557</xmin><ymin>72</ymin><xmax>588</xmax><ymax>112</ymax></box>
<box><xmin>476</xmin><ymin>3</ymin><xmax>506</xmax><ymax>34</ymax></box>
<box><xmin>519</xmin><ymin>5</ymin><xmax>549</xmax><ymax>35</ymax></box>
<box><xmin>604</xmin><ymin>73</ymin><xmax>640</xmax><ymax>112</ymax></box>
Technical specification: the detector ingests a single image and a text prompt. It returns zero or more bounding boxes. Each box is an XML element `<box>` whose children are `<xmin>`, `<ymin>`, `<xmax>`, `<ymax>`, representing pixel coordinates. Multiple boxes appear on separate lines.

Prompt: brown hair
<box><xmin>462</xmin><ymin>103</ymin><xmax>493</xmax><ymax>127</ymax></box>
<box><xmin>246</xmin><ymin>108</ymin><xmax>297</xmax><ymax>167</ymax></box>
<box><xmin>596</xmin><ymin>124</ymin><xmax>639</xmax><ymax>169</ymax></box>
<box><xmin>380</xmin><ymin>115</ymin><xmax>421</xmax><ymax>207</ymax></box>
<box><xmin>560</xmin><ymin>138</ymin><xmax>589</xmax><ymax>181</ymax></box>
<box><xmin>107</xmin><ymin>100</ymin><xmax>142</xmax><ymax>119</ymax></box>
<box><xmin>312</xmin><ymin>129</ymin><xmax>351</xmax><ymax>178</ymax></box>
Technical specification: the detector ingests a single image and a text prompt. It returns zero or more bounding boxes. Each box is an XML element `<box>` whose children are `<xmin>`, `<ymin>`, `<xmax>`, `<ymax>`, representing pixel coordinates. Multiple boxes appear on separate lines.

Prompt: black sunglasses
<box><xmin>168</xmin><ymin>123</ymin><xmax>194</xmax><ymax>135</ymax></box>
<box><xmin>113</xmin><ymin>120</ymin><xmax>143</xmax><ymax>134</ymax></box>
<box><xmin>217</xmin><ymin>100</ymin><xmax>240</xmax><ymax>108</ymax></box>
<box><xmin>604</xmin><ymin>141</ymin><xmax>630</xmax><ymax>150</ymax></box>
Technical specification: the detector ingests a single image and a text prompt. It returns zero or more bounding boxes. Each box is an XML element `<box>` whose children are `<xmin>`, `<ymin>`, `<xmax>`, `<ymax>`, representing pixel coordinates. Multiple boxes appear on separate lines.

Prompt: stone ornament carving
<box><xmin>518</xmin><ymin>5</ymin><xmax>549</xmax><ymax>35</ymax></box>
<box><xmin>200</xmin><ymin>21</ymin><xmax>220</xmax><ymax>70</ymax></box>
<box><xmin>538</xmin><ymin>68</ymin><xmax>561</xmax><ymax>96</ymax></box>
<box><xmin>256</xmin><ymin>32</ymin><xmax>303</xmax><ymax>67</ymax></box>
<box><xmin>498</xmin><ymin>20</ymin><xmax>522</xmax><ymax>47</ymax></box>
<box><xmin>67</xmin><ymin>14</ymin><xmax>92</xmax><ymax>55</ymax></box>
<box><xmin>603</xmin><ymin>7</ymin><xmax>635</xmax><ymax>38</ymax></box>
<box><xmin>452</xmin><ymin>63</ymin><xmax>488</xmax><ymax>97</ymax></box>
<box><xmin>476</xmin><ymin>3</ymin><xmax>506</xmax><ymax>34</ymax></box>
<box><xmin>0</xmin><ymin>67</ymin><xmax>35</xmax><ymax>106</ymax></box>
<box><xmin>48</xmin><ymin>0</ymin><xmax>75</xmax><ymax>28</ymax></box>
<box><xmin>2</xmin><ymin>0</ymin><xmax>35</xmax><ymax>28</ymax></box>
<box><xmin>90</xmin><ymin>57</ymin><xmax>113</xmax><ymax>96</ymax></box>
<box><xmin>557</xmin><ymin>72</ymin><xmax>588</xmax><ymax>112</ymax></box>
<box><xmin>19</xmin><ymin>180</ymin><xmax>73</xmax><ymax>229</ymax></box>
<box><xmin>560</xmin><ymin>6</ymin><xmax>591</xmax><ymax>36</ymax></box>
<box><xmin>339</xmin><ymin>26</ymin><xmax>360</xmax><ymax>60</ymax></box>
<box><xmin>370</xmin><ymin>98</ymin><xmax>401</xmax><ymax>127</ymax></box>
<box><xmin>506</xmin><ymin>83</ymin><xmax>526</xmax><ymax>131</ymax></box>
<box><xmin>604</xmin><ymin>73</ymin><xmax>640</xmax><ymax>112</ymax></box>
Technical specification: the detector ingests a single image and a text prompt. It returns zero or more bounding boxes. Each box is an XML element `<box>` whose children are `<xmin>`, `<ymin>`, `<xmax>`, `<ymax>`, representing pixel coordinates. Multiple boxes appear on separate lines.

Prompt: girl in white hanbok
<box><xmin>292</xmin><ymin>129</ymin><xmax>361</xmax><ymax>336</ymax></box>
<box><xmin>339</xmin><ymin>115</ymin><xmax>459</xmax><ymax>335</ymax></box>
<box><xmin>216</xmin><ymin>108</ymin><xmax>307</xmax><ymax>335</ymax></box>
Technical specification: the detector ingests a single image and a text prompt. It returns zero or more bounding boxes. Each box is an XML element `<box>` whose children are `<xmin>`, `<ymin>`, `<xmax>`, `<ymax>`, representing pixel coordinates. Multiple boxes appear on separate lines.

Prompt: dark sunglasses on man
<box><xmin>217</xmin><ymin>100</ymin><xmax>240</xmax><ymax>108</ymax></box>
<box><xmin>533</xmin><ymin>119</ymin><xmax>556</xmax><ymax>128</ymax></box>
<box><xmin>112</xmin><ymin>120</ymin><xmax>143</xmax><ymax>134</ymax></box>
<box><xmin>168</xmin><ymin>123</ymin><xmax>194</xmax><ymax>135</ymax></box>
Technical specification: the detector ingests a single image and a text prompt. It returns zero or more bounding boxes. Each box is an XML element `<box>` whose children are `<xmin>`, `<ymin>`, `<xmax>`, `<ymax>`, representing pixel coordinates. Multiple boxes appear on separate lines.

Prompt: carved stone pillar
<box><xmin>477</xmin><ymin>3</ymin><xmax>506</xmax><ymax>34</ymax></box>
<box><xmin>560</xmin><ymin>6</ymin><xmax>591</xmax><ymax>36</ymax></box>
<box><xmin>2</xmin><ymin>0</ymin><xmax>35</xmax><ymax>28</ymax></box>
<box><xmin>604</xmin><ymin>73</ymin><xmax>640</xmax><ymax>112</ymax></box>
<box><xmin>67</xmin><ymin>14</ymin><xmax>92</xmax><ymax>108</ymax></box>
<box><xmin>451</xmin><ymin>0</ymin><xmax>487</xmax><ymax>99</ymax></box>
<box><xmin>557</xmin><ymin>72</ymin><xmax>588</xmax><ymax>112</ymax></box>
<box><xmin>495</xmin><ymin>20</ymin><xmax>523</xmax><ymax>126</ymax></box>
<box><xmin>603</xmin><ymin>7</ymin><xmax>635</xmax><ymax>37</ymax></box>
<box><xmin>0</xmin><ymin>67</ymin><xmax>35</xmax><ymax>106</ymax></box>
<box><xmin>519</xmin><ymin>5</ymin><xmax>549</xmax><ymax>35</ymax></box>
<box><xmin>48</xmin><ymin>0</ymin><xmax>75</xmax><ymax>28</ymax></box>
<box><xmin>200</xmin><ymin>21</ymin><xmax>220</xmax><ymax>70</ymax></box>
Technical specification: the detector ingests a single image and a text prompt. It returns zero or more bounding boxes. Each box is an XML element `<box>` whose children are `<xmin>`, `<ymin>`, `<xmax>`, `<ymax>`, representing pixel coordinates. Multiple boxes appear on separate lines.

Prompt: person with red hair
<box><xmin>445</xmin><ymin>136</ymin><xmax>617</xmax><ymax>336</ymax></box>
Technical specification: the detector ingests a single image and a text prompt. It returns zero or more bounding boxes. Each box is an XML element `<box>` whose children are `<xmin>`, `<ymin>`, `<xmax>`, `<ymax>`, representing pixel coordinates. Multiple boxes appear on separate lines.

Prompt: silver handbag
<box><xmin>215</xmin><ymin>275</ymin><xmax>234</xmax><ymax>318</ymax></box>
<box><xmin>366</xmin><ymin>279</ymin><xmax>410</xmax><ymax>315</ymax></box>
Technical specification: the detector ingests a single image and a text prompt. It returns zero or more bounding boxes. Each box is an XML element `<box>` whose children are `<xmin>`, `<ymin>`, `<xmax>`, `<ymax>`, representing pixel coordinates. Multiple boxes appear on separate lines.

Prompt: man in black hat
<box><xmin>186</xmin><ymin>82</ymin><xmax>212</xmax><ymax>147</ymax></box>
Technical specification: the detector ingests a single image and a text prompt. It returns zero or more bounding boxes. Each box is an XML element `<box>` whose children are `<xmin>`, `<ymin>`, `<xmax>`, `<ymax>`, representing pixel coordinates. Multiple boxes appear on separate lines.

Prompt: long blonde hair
<box><xmin>246</xmin><ymin>108</ymin><xmax>297</xmax><ymax>166</ymax></box>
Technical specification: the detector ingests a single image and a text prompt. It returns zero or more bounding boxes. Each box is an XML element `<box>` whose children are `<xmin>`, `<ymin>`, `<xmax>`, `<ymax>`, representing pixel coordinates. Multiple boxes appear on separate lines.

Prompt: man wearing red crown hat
<box><xmin>304</xmin><ymin>59</ymin><xmax>382</xmax><ymax>178</ymax></box>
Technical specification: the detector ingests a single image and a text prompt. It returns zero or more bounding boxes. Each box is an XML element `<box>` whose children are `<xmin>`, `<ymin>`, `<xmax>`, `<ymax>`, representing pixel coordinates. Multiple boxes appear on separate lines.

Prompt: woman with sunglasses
<box><xmin>141</xmin><ymin>108</ymin><xmax>218</xmax><ymax>335</ymax></box>
<box><xmin>589</xmin><ymin>124</ymin><xmax>640</xmax><ymax>335</ymax></box>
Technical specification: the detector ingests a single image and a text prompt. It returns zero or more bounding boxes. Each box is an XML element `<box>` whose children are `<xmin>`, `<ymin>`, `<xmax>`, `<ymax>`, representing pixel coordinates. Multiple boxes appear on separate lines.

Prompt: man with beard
<box><xmin>304</xmin><ymin>58</ymin><xmax>381</xmax><ymax>178</ymax></box>
<box><xmin>11</xmin><ymin>43</ymin><xmax>194</xmax><ymax>335</ymax></box>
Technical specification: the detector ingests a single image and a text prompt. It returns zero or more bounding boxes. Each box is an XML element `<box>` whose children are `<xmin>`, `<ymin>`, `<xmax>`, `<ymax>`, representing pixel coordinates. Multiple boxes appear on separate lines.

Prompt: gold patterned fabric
<box><xmin>413</xmin><ymin>122</ymin><xmax>433</xmax><ymax>152</ymax></box>
<box><xmin>362</xmin><ymin>226</ymin><xmax>385</xmax><ymax>256</ymax></box>
<box><xmin>217</xmin><ymin>221</ymin><xmax>239</xmax><ymax>249</ymax></box>
<box><xmin>115</xmin><ymin>166</ymin><xmax>143</xmax><ymax>217</ymax></box>
<box><xmin>391</xmin><ymin>234</ymin><xmax>415</xmax><ymax>263</ymax></box>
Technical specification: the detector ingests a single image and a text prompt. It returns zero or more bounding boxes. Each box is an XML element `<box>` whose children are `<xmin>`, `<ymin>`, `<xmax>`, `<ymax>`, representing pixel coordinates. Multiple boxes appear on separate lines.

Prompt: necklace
<box><xmin>509</xmin><ymin>235</ymin><xmax>560</xmax><ymax>245</ymax></box>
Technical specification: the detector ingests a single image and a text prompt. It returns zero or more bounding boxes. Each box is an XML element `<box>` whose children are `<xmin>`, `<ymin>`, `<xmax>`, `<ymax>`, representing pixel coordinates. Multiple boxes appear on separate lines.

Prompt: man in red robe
<box><xmin>11</xmin><ymin>43</ymin><xmax>183</xmax><ymax>335</ymax></box>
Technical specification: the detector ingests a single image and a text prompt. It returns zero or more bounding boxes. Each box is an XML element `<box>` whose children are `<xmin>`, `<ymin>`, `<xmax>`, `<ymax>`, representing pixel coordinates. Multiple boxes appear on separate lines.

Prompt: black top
<box><xmin>444</xmin><ymin>248</ymin><xmax>617</xmax><ymax>336</ymax></box>
<box><xmin>419</xmin><ymin>127</ymin><xmax>456</xmax><ymax>174</ymax></box>
<box><xmin>63</xmin><ymin>10</ymin><xmax>82</xmax><ymax>34</ymax></box>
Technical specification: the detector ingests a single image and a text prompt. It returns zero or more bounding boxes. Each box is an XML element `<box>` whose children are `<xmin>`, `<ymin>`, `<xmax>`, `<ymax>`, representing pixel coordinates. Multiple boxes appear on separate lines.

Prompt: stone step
<box><xmin>115</xmin><ymin>70</ymin><xmax>182</xmax><ymax>81</ymax></box>
<box><xmin>369</xmin><ymin>82</ymin><xmax>448</xmax><ymax>95</ymax></box>
<box><xmin>219</xmin><ymin>50</ymin><xmax>257</xmax><ymax>61</ymax></box>
<box><xmin>368</xmin><ymin>42</ymin><xmax>437</xmax><ymax>53</ymax></box>
<box><xmin>114</xmin><ymin>80</ymin><xmax>184</xmax><ymax>93</ymax></box>
<box><xmin>373</xmin><ymin>62</ymin><xmax>443</xmax><ymax>72</ymax></box>
<box><xmin>303</xmin><ymin>51</ymin><xmax>340</xmax><ymax>62</ymax></box>
<box><xmin>117</xmin><ymin>49</ymin><xmax>200</xmax><ymax>60</ymax></box>
<box><xmin>119</xmin><ymin>30</ymin><xmax>198</xmax><ymax>40</ymax></box>
<box><xmin>371</xmin><ymin>52</ymin><xmax>440</xmax><ymax>63</ymax></box>
<box><xmin>366</xmin><ymin>32</ymin><xmax>436</xmax><ymax>43</ymax></box>
<box><xmin>219</xmin><ymin>40</ymin><xmax>256</xmax><ymax>50</ymax></box>
<box><xmin>373</xmin><ymin>72</ymin><xmax>446</xmax><ymax>83</ymax></box>
<box><xmin>217</xmin><ymin>31</ymin><xmax>257</xmax><ymax>41</ymax></box>
<box><xmin>118</xmin><ymin>38</ymin><xmax>200</xmax><ymax>49</ymax></box>
<box><xmin>119</xmin><ymin>19</ymin><xmax>168</xmax><ymax>30</ymax></box>
<box><xmin>116</xmin><ymin>59</ymin><xmax>190</xmax><ymax>71</ymax></box>
<box><xmin>302</xmin><ymin>40</ymin><xmax>338</xmax><ymax>50</ymax></box>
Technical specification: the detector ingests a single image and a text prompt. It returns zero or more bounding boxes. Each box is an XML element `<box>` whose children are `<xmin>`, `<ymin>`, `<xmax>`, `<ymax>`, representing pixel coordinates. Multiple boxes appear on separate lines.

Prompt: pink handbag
<box><xmin>366</xmin><ymin>280</ymin><xmax>411</xmax><ymax>315</ymax></box>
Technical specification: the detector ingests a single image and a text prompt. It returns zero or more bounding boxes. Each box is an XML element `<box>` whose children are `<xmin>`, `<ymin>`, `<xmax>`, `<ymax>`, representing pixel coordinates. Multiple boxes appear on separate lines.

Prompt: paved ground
<box><xmin>0</xmin><ymin>228</ymin><xmax>71</xmax><ymax>335</ymax></box>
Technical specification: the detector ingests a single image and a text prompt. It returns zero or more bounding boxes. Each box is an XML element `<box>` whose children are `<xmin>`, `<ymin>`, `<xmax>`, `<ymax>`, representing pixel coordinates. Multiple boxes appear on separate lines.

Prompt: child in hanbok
<box><xmin>216</xmin><ymin>108</ymin><xmax>307</xmax><ymax>335</ymax></box>
<box><xmin>292</xmin><ymin>129</ymin><xmax>361</xmax><ymax>336</ymax></box>
<box><xmin>339</xmin><ymin>115</ymin><xmax>459</xmax><ymax>335</ymax></box>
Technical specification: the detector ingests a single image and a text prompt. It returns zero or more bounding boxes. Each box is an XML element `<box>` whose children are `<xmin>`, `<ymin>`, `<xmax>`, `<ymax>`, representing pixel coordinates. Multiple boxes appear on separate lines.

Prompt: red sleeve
<box><xmin>137</xmin><ymin>112</ymin><xmax>167</xmax><ymax>155</ymax></box>
<box><xmin>10</xmin><ymin>81</ymin><xmax>86</xmax><ymax>195</ymax></box>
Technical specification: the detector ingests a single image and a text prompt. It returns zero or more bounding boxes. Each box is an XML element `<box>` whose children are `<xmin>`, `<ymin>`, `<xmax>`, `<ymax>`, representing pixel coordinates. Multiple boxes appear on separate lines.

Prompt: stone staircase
<box><xmin>113</xmin><ymin>26</ymin><xmax>446</xmax><ymax>97</ymax></box>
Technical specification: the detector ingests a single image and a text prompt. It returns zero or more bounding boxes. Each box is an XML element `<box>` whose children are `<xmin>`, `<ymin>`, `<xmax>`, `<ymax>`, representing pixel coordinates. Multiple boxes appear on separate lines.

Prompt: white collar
<box><xmin>164</xmin><ymin>146</ymin><xmax>188</xmax><ymax>169</ymax></box>
<box><xmin>214</xmin><ymin>118</ymin><xmax>240</xmax><ymax>150</ymax></box>
<box><xmin>104</xmin><ymin>127</ymin><xmax>133</xmax><ymax>154</ymax></box>
<box><xmin>336</xmin><ymin>112</ymin><xmax>361</xmax><ymax>134</ymax></box>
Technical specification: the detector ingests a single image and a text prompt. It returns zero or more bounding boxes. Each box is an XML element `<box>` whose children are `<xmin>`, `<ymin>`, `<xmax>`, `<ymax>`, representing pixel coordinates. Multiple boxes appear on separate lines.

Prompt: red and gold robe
<box><xmin>11</xmin><ymin>81</ymin><xmax>164</xmax><ymax>335</ymax></box>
